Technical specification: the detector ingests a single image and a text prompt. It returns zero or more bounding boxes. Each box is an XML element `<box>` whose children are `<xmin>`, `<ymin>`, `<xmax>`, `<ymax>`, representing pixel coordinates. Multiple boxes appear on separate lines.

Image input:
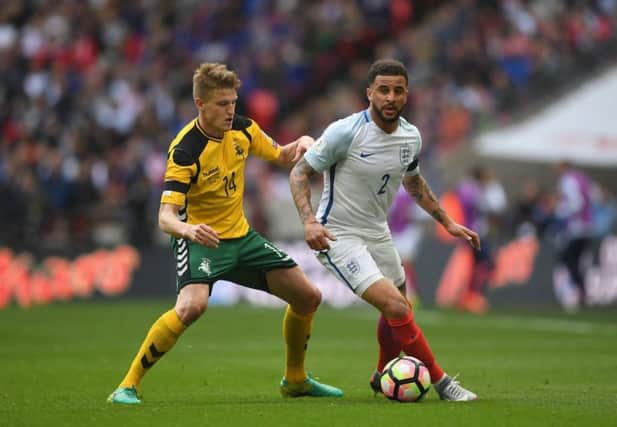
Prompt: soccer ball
<box><xmin>380</xmin><ymin>356</ymin><xmax>431</xmax><ymax>402</ymax></box>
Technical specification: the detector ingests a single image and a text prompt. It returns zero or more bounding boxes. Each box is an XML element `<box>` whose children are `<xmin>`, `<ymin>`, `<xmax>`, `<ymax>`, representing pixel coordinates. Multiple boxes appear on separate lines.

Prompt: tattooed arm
<box><xmin>289</xmin><ymin>157</ymin><xmax>318</xmax><ymax>224</ymax></box>
<box><xmin>403</xmin><ymin>174</ymin><xmax>481</xmax><ymax>249</ymax></box>
<box><xmin>402</xmin><ymin>174</ymin><xmax>450</xmax><ymax>226</ymax></box>
<box><xmin>289</xmin><ymin>158</ymin><xmax>337</xmax><ymax>250</ymax></box>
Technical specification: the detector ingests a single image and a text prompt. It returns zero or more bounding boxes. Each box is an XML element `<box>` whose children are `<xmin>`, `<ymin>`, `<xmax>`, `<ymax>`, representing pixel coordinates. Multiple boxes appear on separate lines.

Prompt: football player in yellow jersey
<box><xmin>108</xmin><ymin>63</ymin><xmax>342</xmax><ymax>404</ymax></box>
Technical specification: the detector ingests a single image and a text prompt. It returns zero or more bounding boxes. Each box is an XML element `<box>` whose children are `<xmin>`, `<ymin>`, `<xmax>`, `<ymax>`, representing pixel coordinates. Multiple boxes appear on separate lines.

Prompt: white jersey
<box><xmin>304</xmin><ymin>109</ymin><xmax>422</xmax><ymax>240</ymax></box>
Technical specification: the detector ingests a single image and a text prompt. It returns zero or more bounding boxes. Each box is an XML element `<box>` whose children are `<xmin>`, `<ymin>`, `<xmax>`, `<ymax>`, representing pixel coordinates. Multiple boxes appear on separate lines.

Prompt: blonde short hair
<box><xmin>192</xmin><ymin>62</ymin><xmax>242</xmax><ymax>101</ymax></box>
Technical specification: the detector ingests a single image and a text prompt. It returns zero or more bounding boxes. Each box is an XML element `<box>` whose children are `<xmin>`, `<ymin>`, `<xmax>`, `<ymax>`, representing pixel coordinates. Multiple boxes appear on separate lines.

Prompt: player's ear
<box><xmin>194</xmin><ymin>97</ymin><xmax>204</xmax><ymax>111</ymax></box>
<box><xmin>366</xmin><ymin>87</ymin><xmax>372</xmax><ymax>102</ymax></box>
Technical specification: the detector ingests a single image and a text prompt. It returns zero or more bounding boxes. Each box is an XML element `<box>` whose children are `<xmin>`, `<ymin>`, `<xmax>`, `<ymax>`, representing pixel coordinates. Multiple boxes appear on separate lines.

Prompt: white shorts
<box><xmin>316</xmin><ymin>235</ymin><xmax>405</xmax><ymax>296</ymax></box>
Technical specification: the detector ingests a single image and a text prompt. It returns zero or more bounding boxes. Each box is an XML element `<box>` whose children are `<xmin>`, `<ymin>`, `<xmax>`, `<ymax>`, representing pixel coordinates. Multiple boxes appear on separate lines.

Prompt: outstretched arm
<box><xmin>289</xmin><ymin>158</ymin><xmax>337</xmax><ymax>250</ymax></box>
<box><xmin>272</xmin><ymin>135</ymin><xmax>315</xmax><ymax>168</ymax></box>
<box><xmin>402</xmin><ymin>174</ymin><xmax>481</xmax><ymax>250</ymax></box>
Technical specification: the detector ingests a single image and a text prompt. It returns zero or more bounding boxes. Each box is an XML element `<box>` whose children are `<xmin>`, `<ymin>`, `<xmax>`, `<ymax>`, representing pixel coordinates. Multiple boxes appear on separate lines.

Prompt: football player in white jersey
<box><xmin>289</xmin><ymin>59</ymin><xmax>480</xmax><ymax>401</ymax></box>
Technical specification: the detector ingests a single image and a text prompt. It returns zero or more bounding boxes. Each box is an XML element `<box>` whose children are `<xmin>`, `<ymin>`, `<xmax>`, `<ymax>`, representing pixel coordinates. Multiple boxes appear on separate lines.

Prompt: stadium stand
<box><xmin>1</xmin><ymin>0</ymin><xmax>616</xmax><ymax>255</ymax></box>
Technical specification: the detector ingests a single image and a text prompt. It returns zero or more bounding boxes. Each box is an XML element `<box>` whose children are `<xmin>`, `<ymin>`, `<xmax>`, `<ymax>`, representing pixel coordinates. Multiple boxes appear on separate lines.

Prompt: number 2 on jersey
<box><xmin>377</xmin><ymin>174</ymin><xmax>390</xmax><ymax>195</ymax></box>
<box><xmin>223</xmin><ymin>172</ymin><xmax>237</xmax><ymax>197</ymax></box>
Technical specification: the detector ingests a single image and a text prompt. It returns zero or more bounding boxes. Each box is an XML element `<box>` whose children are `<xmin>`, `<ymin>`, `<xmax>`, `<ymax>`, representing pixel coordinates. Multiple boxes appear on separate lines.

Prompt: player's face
<box><xmin>195</xmin><ymin>88</ymin><xmax>238</xmax><ymax>137</ymax></box>
<box><xmin>367</xmin><ymin>75</ymin><xmax>408</xmax><ymax>123</ymax></box>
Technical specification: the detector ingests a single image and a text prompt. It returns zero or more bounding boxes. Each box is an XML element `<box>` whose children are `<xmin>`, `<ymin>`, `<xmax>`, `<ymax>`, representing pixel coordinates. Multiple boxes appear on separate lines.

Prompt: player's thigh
<box><xmin>237</xmin><ymin>229</ymin><xmax>297</xmax><ymax>271</ymax></box>
<box><xmin>266</xmin><ymin>266</ymin><xmax>321</xmax><ymax>315</ymax></box>
<box><xmin>172</xmin><ymin>236</ymin><xmax>235</xmax><ymax>293</ymax></box>
<box><xmin>316</xmin><ymin>237</ymin><xmax>383</xmax><ymax>297</ymax></box>
<box><xmin>368</xmin><ymin>238</ymin><xmax>406</xmax><ymax>287</ymax></box>
<box><xmin>222</xmin><ymin>230</ymin><xmax>318</xmax><ymax>311</ymax></box>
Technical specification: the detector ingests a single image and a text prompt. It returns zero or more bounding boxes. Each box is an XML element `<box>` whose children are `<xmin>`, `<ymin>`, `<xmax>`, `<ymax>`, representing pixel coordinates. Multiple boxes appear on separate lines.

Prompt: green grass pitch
<box><xmin>1</xmin><ymin>300</ymin><xmax>616</xmax><ymax>427</ymax></box>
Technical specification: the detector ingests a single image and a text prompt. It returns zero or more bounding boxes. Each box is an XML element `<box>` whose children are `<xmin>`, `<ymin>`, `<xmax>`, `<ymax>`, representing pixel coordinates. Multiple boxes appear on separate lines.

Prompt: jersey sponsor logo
<box><xmin>400</xmin><ymin>144</ymin><xmax>411</xmax><ymax>167</ymax></box>
<box><xmin>360</xmin><ymin>152</ymin><xmax>375</xmax><ymax>158</ymax></box>
<box><xmin>198</xmin><ymin>257</ymin><xmax>212</xmax><ymax>275</ymax></box>
<box><xmin>203</xmin><ymin>166</ymin><xmax>220</xmax><ymax>179</ymax></box>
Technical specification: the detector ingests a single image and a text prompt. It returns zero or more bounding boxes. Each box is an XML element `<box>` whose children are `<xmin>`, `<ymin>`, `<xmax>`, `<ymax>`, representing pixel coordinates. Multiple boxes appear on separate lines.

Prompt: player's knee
<box><xmin>293</xmin><ymin>286</ymin><xmax>322</xmax><ymax>315</ymax></box>
<box><xmin>381</xmin><ymin>297</ymin><xmax>411</xmax><ymax>320</ymax></box>
<box><xmin>305</xmin><ymin>286</ymin><xmax>322</xmax><ymax>312</ymax></box>
<box><xmin>309</xmin><ymin>286</ymin><xmax>322</xmax><ymax>309</ymax></box>
<box><xmin>176</xmin><ymin>300</ymin><xmax>208</xmax><ymax>325</ymax></box>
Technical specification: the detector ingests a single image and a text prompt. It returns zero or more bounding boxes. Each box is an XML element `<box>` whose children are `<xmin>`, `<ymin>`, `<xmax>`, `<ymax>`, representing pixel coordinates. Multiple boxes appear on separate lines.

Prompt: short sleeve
<box><xmin>161</xmin><ymin>148</ymin><xmax>196</xmax><ymax>206</ymax></box>
<box><xmin>247</xmin><ymin>120</ymin><xmax>281</xmax><ymax>161</ymax></box>
<box><xmin>304</xmin><ymin>116</ymin><xmax>357</xmax><ymax>172</ymax></box>
<box><xmin>403</xmin><ymin>129</ymin><xmax>423</xmax><ymax>177</ymax></box>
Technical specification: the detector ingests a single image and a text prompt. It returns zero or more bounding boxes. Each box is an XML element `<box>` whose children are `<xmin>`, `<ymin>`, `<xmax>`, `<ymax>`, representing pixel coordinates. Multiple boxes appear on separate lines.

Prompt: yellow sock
<box><xmin>118</xmin><ymin>308</ymin><xmax>187</xmax><ymax>389</ymax></box>
<box><xmin>283</xmin><ymin>305</ymin><xmax>313</xmax><ymax>383</ymax></box>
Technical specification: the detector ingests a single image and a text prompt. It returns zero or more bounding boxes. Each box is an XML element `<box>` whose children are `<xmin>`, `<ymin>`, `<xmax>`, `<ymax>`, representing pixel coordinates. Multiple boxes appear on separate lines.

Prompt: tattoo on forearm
<box><xmin>431</xmin><ymin>208</ymin><xmax>447</xmax><ymax>225</ymax></box>
<box><xmin>403</xmin><ymin>175</ymin><xmax>448</xmax><ymax>225</ymax></box>
<box><xmin>289</xmin><ymin>158</ymin><xmax>317</xmax><ymax>223</ymax></box>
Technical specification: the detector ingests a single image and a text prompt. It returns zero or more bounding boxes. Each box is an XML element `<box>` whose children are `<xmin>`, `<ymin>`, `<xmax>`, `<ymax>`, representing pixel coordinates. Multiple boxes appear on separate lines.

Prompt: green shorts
<box><xmin>172</xmin><ymin>228</ymin><xmax>297</xmax><ymax>293</ymax></box>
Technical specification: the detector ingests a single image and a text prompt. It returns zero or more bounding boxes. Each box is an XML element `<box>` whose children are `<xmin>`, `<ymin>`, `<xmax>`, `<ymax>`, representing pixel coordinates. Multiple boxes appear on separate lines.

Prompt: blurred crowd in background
<box><xmin>1</xmin><ymin>0</ymin><xmax>617</xmax><ymax>257</ymax></box>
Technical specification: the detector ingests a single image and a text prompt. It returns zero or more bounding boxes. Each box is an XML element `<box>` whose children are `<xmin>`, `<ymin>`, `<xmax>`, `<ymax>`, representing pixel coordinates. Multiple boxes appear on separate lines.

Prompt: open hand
<box><xmin>446</xmin><ymin>223</ymin><xmax>481</xmax><ymax>250</ymax></box>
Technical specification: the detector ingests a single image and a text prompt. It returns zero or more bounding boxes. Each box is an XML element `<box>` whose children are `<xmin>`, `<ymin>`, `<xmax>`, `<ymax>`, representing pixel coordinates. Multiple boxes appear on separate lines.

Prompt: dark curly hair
<box><xmin>367</xmin><ymin>59</ymin><xmax>408</xmax><ymax>86</ymax></box>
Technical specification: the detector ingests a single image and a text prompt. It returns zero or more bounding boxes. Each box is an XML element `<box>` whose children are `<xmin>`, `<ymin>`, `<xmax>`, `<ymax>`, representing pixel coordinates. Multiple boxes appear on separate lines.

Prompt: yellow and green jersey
<box><xmin>161</xmin><ymin>115</ymin><xmax>281</xmax><ymax>239</ymax></box>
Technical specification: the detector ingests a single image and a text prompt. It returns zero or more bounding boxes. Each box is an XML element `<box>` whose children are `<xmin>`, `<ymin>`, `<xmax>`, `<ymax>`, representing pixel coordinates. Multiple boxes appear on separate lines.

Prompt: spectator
<box><xmin>0</xmin><ymin>0</ymin><xmax>615</xmax><ymax>253</ymax></box>
<box><xmin>455</xmin><ymin>165</ymin><xmax>507</xmax><ymax>313</ymax></box>
<box><xmin>388</xmin><ymin>186</ymin><xmax>428</xmax><ymax>304</ymax></box>
<box><xmin>551</xmin><ymin>161</ymin><xmax>595</xmax><ymax>309</ymax></box>
<box><xmin>510</xmin><ymin>178</ymin><xmax>554</xmax><ymax>238</ymax></box>
<box><xmin>591</xmin><ymin>184</ymin><xmax>617</xmax><ymax>238</ymax></box>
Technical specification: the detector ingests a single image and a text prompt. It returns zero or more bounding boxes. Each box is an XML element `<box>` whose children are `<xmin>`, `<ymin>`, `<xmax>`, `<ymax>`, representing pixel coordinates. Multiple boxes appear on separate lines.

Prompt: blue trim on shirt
<box><xmin>320</xmin><ymin>164</ymin><xmax>336</xmax><ymax>225</ymax></box>
<box><xmin>363</xmin><ymin>109</ymin><xmax>371</xmax><ymax>122</ymax></box>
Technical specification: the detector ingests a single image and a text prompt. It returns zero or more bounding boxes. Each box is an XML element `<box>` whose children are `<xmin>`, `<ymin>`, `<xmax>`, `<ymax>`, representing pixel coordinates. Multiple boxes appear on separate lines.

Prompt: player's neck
<box><xmin>369</xmin><ymin>109</ymin><xmax>398</xmax><ymax>134</ymax></box>
<box><xmin>197</xmin><ymin>116</ymin><xmax>225</xmax><ymax>140</ymax></box>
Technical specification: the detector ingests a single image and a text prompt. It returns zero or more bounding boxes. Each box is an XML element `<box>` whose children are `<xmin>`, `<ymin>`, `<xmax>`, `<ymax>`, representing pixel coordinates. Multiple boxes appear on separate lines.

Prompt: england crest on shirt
<box><xmin>400</xmin><ymin>144</ymin><xmax>412</xmax><ymax>168</ymax></box>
